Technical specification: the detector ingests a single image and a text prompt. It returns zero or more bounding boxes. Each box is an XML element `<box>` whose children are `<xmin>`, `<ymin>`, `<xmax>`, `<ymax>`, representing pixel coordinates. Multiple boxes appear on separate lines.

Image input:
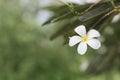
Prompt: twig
<box><xmin>79</xmin><ymin>0</ymin><xmax>105</xmax><ymax>15</ymax></box>
<box><xmin>91</xmin><ymin>5</ymin><xmax>120</xmax><ymax>29</ymax></box>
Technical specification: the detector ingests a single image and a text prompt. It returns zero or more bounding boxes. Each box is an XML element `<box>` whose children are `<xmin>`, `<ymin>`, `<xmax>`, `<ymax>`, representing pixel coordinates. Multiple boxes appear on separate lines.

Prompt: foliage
<box><xmin>0</xmin><ymin>0</ymin><xmax>120</xmax><ymax>80</ymax></box>
<box><xmin>42</xmin><ymin>0</ymin><xmax>120</xmax><ymax>76</ymax></box>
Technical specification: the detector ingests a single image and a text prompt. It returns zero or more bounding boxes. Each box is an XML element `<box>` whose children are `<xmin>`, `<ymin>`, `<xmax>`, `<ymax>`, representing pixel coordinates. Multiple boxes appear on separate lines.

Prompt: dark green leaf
<box><xmin>79</xmin><ymin>2</ymin><xmax>113</xmax><ymax>22</ymax></box>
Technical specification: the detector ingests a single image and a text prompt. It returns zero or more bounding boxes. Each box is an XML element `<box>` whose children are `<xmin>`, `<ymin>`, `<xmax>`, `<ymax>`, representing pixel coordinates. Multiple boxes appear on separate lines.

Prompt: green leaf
<box><xmin>50</xmin><ymin>18</ymin><xmax>81</xmax><ymax>40</ymax></box>
<box><xmin>79</xmin><ymin>2</ymin><xmax>113</xmax><ymax>22</ymax></box>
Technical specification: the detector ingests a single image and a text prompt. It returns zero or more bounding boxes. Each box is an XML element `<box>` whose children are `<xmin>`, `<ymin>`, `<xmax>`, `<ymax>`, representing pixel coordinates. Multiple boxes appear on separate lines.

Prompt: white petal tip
<box><xmin>87</xmin><ymin>29</ymin><xmax>101</xmax><ymax>38</ymax></box>
<box><xmin>74</xmin><ymin>25</ymin><xmax>86</xmax><ymax>36</ymax></box>
<box><xmin>77</xmin><ymin>42</ymin><xmax>87</xmax><ymax>55</ymax></box>
<box><xmin>74</xmin><ymin>25</ymin><xmax>85</xmax><ymax>32</ymax></box>
<box><xmin>69</xmin><ymin>36</ymin><xmax>81</xmax><ymax>47</ymax></box>
<box><xmin>78</xmin><ymin>52</ymin><xmax>86</xmax><ymax>55</ymax></box>
<box><xmin>87</xmin><ymin>39</ymin><xmax>101</xmax><ymax>50</ymax></box>
<box><xmin>94</xmin><ymin>43</ymin><xmax>101</xmax><ymax>49</ymax></box>
<box><xmin>69</xmin><ymin>43</ymin><xmax>74</xmax><ymax>47</ymax></box>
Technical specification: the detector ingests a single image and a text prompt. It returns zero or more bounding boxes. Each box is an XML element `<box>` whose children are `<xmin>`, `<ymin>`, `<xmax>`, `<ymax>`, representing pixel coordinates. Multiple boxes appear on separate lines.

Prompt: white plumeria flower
<box><xmin>69</xmin><ymin>25</ymin><xmax>101</xmax><ymax>55</ymax></box>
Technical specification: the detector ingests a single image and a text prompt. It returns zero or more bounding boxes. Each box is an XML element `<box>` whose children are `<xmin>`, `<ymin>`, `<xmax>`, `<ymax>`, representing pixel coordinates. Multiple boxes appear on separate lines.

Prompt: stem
<box><xmin>91</xmin><ymin>5</ymin><xmax>120</xmax><ymax>29</ymax></box>
<box><xmin>91</xmin><ymin>9</ymin><xmax>116</xmax><ymax>29</ymax></box>
<box><xmin>79</xmin><ymin>0</ymin><xmax>105</xmax><ymax>15</ymax></box>
<box><xmin>59</xmin><ymin>0</ymin><xmax>80</xmax><ymax>15</ymax></box>
<box><xmin>111</xmin><ymin>0</ymin><xmax>116</xmax><ymax>8</ymax></box>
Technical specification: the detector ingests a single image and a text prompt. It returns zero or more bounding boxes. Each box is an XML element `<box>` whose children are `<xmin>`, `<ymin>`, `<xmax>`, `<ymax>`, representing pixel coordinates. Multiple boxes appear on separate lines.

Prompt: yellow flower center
<box><xmin>82</xmin><ymin>36</ymin><xmax>88</xmax><ymax>42</ymax></box>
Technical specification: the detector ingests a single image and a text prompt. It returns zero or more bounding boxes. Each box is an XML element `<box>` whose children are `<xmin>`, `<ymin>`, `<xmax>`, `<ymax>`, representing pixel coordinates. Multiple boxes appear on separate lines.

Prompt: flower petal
<box><xmin>87</xmin><ymin>29</ymin><xmax>100</xmax><ymax>39</ymax></box>
<box><xmin>77</xmin><ymin>42</ymin><xmax>87</xmax><ymax>55</ymax></box>
<box><xmin>74</xmin><ymin>25</ymin><xmax>86</xmax><ymax>37</ymax></box>
<box><xmin>69</xmin><ymin>36</ymin><xmax>81</xmax><ymax>46</ymax></box>
<box><xmin>87</xmin><ymin>39</ymin><xmax>101</xmax><ymax>49</ymax></box>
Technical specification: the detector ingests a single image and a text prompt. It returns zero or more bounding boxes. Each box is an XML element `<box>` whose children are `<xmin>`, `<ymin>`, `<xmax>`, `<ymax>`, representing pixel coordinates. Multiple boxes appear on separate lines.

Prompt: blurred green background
<box><xmin>0</xmin><ymin>0</ymin><xmax>119</xmax><ymax>80</ymax></box>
